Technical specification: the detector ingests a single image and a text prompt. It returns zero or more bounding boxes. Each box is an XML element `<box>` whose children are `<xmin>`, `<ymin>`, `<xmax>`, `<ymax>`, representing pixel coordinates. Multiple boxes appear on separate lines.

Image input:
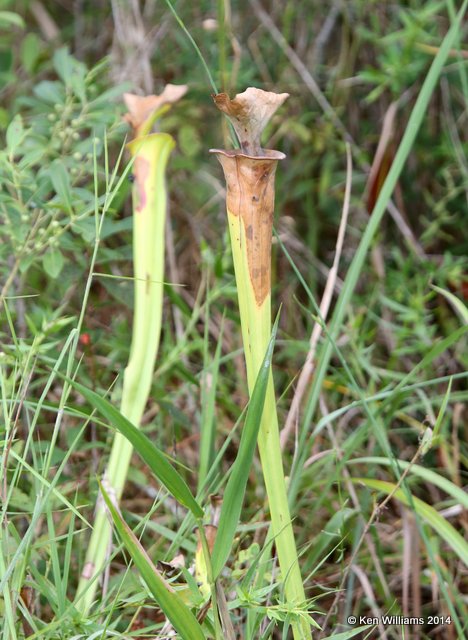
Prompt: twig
<box><xmin>351</xmin><ymin>565</ymin><xmax>388</xmax><ymax>639</ymax></box>
<box><xmin>30</xmin><ymin>1</ymin><xmax>59</xmax><ymax>41</ymax></box>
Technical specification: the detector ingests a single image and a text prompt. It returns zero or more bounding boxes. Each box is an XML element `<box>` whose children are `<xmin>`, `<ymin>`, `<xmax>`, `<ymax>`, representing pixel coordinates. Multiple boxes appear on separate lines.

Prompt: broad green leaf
<box><xmin>0</xmin><ymin>11</ymin><xmax>25</xmax><ymax>29</ymax></box>
<box><xmin>42</xmin><ymin>248</ymin><xmax>64</xmax><ymax>279</ymax></box>
<box><xmin>57</xmin><ymin>49</ymin><xmax>87</xmax><ymax>102</ymax></box>
<box><xmin>53</xmin><ymin>48</ymin><xmax>73</xmax><ymax>83</ymax></box>
<box><xmin>100</xmin><ymin>483</ymin><xmax>206</xmax><ymax>640</ymax></box>
<box><xmin>70</xmin><ymin>380</ymin><xmax>204</xmax><ymax>518</ymax></box>
<box><xmin>53</xmin><ymin>48</ymin><xmax>87</xmax><ymax>101</ymax></box>
<box><xmin>33</xmin><ymin>80</ymin><xmax>64</xmax><ymax>105</ymax></box>
<box><xmin>89</xmin><ymin>83</ymin><xmax>129</xmax><ymax>106</ymax></box>
<box><xmin>20</xmin><ymin>33</ymin><xmax>42</xmax><ymax>74</ymax></box>
<box><xmin>353</xmin><ymin>478</ymin><xmax>468</xmax><ymax>565</ymax></box>
<box><xmin>6</xmin><ymin>115</ymin><xmax>24</xmax><ymax>155</ymax></box>
<box><xmin>211</xmin><ymin>315</ymin><xmax>279</xmax><ymax>578</ymax></box>
<box><xmin>19</xmin><ymin>147</ymin><xmax>47</xmax><ymax>169</ymax></box>
<box><xmin>49</xmin><ymin>159</ymin><xmax>73</xmax><ymax>213</ymax></box>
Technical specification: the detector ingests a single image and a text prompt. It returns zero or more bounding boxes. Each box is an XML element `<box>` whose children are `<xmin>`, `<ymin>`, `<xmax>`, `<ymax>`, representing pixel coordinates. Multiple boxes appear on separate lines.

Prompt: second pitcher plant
<box><xmin>75</xmin><ymin>85</ymin><xmax>187</xmax><ymax>614</ymax></box>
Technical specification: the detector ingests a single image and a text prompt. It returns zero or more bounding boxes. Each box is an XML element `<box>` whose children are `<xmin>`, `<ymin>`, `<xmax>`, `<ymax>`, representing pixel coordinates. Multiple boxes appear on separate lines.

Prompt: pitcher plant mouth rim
<box><xmin>209</xmin><ymin>148</ymin><xmax>285</xmax><ymax>161</ymax></box>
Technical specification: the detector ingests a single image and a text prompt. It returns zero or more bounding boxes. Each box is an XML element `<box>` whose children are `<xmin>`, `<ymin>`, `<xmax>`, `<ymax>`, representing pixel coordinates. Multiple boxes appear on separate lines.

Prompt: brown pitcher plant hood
<box><xmin>210</xmin><ymin>88</ymin><xmax>288</xmax><ymax>306</ymax></box>
<box><xmin>123</xmin><ymin>84</ymin><xmax>188</xmax><ymax>138</ymax></box>
<box><xmin>212</xmin><ymin>87</ymin><xmax>288</xmax><ymax>156</ymax></box>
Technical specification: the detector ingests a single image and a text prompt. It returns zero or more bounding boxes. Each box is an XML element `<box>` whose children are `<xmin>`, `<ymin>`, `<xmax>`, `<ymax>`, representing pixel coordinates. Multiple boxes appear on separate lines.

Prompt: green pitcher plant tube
<box><xmin>210</xmin><ymin>88</ymin><xmax>312</xmax><ymax>639</ymax></box>
<box><xmin>75</xmin><ymin>85</ymin><xmax>187</xmax><ymax>614</ymax></box>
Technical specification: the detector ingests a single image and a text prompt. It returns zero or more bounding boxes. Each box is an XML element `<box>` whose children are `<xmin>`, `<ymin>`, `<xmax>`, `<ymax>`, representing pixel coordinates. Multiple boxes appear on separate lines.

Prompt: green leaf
<box><xmin>347</xmin><ymin>457</ymin><xmax>468</xmax><ymax>510</ymax></box>
<box><xmin>432</xmin><ymin>377</ymin><xmax>453</xmax><ymax>442</ymax></box>
<box><xmin>320</xmin><ymin>627</ymin><xmax>373</xmax><ymax>639</ymax></box>
<box><xmin>353</xmin><ymin>478</ymin><xmax>468</xmax><ymax>565</ymax></box>
<box><xmin>53</xmin><ymin>48</ymin><xmax>87</xmax><ymax>102</ymax></box>
<box><xmin>19</xmin><ymin>147</ymin><xmax>47</xmax><ymax>169</ymax></box>
<box><xmin>89</xmin><ymin>83</ymin><xmax>129</xmax><ymax>106</ymax></box>
<box><xmin>305</xmin><ymin>507</ymin><xmax>357</xmax><ymax>572</ymax></box>
<box><xmin>211</xmin><ymin>315</ymin><xmax>279</xmax><ymax>578</ymax></box>
<box><xmin>198</xmin><ymin>313</ymin><xmax>224</xmax><ymax>490</ymax></box>
<box><xmin>100</xmin><ymin>483</ymin><xmax>206</xmax><ymax>640</ymax></box>
<box><xmin>0</xmin><ymin>107</ymin><xmax>9</xmax><ymax>128</ymax></box>
<box><xmin>69</xmin><ymin>380</ymin><xmax>204</xmax><ymax>518</ymax></box>
<box><xmin>49</xmin><ymin>159</ymin><xmax>72</xmax><ymax>213</ymax></box>
<box><xmin>0</xmin><ymin>11</ymin><xmax>25</xmax><ymax>29</ymax></box>
<box><xmin>33</xmin><ymin>81</ymin><xmax>64</xmax><ymax>105</ymax></box>
<box><xmin>42</xmin><ymin>248</ymin><xmax>64</xmax><ymax>279</ymax></box>
<box><xmin>179</xmin><ymin>124</ymin><xmax>202</xmax><ymax>158</ymax></box>
<box><xmin>0</xmin><ymin>49</ymin><xmax>13</xmax><ymax>75</ymax></box>
<box><xmin>432</xmin><ymin>285</ymin><xmax>468</xmax><ymax>325</ymax></box>
<box><xmin>21</xmin><ymin>33</ymin><xmax>42</xmax><ymax>74</ymax></box>
<box><xmin>6</xmin><ymin>115</ymin><xmax>24</xmax><ymax>155</ymax></box>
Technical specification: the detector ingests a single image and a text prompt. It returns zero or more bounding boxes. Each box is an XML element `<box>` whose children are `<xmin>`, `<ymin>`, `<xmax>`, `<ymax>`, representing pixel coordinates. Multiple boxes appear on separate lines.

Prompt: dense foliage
<box><xmin>1</xmin><ymin>1</ymin><xmax>467</xmax><ymax>638</ymax></box>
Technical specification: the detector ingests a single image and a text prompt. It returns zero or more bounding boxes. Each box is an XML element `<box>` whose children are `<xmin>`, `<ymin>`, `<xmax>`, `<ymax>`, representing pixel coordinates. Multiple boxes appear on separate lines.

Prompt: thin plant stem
<box><xmin>228</xmin><ymin>213</ymin><xmax>311</xmax><ymax>639</ymax></box>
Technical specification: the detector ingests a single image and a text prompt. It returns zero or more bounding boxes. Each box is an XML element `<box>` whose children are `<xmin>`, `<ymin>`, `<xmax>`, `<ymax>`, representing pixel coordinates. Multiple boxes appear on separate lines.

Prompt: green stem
<box><xmin>227</xmin><ymin>208</ymin><xmax>311</xmax><ymax>639</ymax></box>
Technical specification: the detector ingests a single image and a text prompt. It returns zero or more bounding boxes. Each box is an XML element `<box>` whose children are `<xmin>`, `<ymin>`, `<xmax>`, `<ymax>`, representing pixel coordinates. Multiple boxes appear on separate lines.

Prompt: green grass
<box><xmin>1</xmin><ymin>1</ymin><xmax>468</xmax><ymax>638</ymax></box>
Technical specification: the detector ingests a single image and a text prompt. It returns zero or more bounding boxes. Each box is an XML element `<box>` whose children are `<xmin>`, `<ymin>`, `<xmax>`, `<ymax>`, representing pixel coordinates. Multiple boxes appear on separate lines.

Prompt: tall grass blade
<box><xmin>431</xmin><ymin>285</ymin><xmax>468</xmax><ymax>325</ymax></box>
<box><xmin>211</xmin><ymin>314</ymin><xmax>279</xmax><ymax>578</ymax></box>
<box><xmin>320</xmin><ymin>628</ymin><xmax>373</xmax><ymax>640</ymax></box>
<box><xmin>99</xmin><ymin>482</ymin><xmax>206</xmax><ymax>640</ymax></box>
<box><xmin>348</xmin><ymin>457</ymin><xmax>468</xmax><ymax>509</ymax></box>
<box><xmin>353</xmin><ymin>478</ymin><xmax>468</xmax><ymax>565</ymax></box>
<box><xmin>71</xmin><ymin>380</ymin><xmax>203</xmax><ymax>518</ymax></box>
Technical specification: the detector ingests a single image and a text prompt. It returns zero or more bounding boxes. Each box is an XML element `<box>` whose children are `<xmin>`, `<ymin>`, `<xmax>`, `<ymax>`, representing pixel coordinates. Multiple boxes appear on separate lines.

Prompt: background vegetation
<box><xmin>1</xmin><ymin>0</ymin><xmax>467</xmax><ymax>638</ymax></box>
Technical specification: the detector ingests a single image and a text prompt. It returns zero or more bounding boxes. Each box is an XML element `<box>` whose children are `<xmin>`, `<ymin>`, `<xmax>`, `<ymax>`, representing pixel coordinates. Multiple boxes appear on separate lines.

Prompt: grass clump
<box><xmin>1</xmin><ymin>1</ymin><xmax>468</xmax><ymax>638</ymax></box>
